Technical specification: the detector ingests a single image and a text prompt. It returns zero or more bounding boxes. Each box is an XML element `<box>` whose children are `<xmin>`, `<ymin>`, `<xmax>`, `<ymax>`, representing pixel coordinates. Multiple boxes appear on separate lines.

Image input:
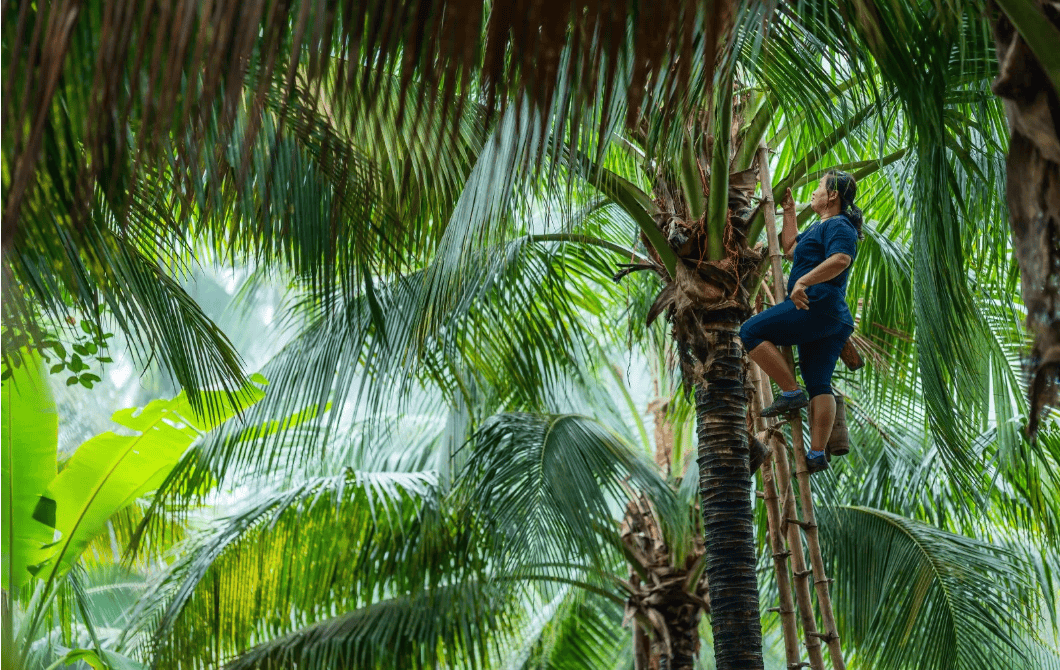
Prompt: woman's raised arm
<box><xmin>779</xmin><ymin>187</ymin><xmax>799</xmax><ymax>256</ymax></box>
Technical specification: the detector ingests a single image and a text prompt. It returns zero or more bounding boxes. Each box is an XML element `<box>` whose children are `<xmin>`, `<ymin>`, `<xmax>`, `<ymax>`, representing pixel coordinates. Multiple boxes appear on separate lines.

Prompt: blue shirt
<box><xmin>787</xmin><ymin>214</ymin><xmax>858</xmax><ymax>326</ymax></box>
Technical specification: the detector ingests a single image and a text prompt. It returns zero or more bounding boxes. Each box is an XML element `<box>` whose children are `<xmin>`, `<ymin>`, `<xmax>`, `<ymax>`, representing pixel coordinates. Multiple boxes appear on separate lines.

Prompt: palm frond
<box><xmin>226</xmin><ymin>581</ymin><xmax>519</xmax><ymax>670</ymax></box>
<box><xmin>3</xmin><ymin>0</ymin><xmax>734</xmax><ymax>233</ymax></box>
<box><xmin>141</xmin><ymin>214</ymin><xmax>653</xmax><ymax>526</ymax></box>
<box><xmin>125</xmin><ymin>469</ymin><xmax>451</xmax><ymax>667</ymax></box>
<box><xmin>510</xmin><ymin>587</ymin><xmax>628</xmax><ymax>670</ymax></box>
<box><xmin>822</xmin><ymin>505</ymin><xmax>1042</xmax><ymax>670</ymax></box>
<box><xmin>457</xmin><ymin>412</ymin><xmax>683</xmax><ymax>572</ymax></box>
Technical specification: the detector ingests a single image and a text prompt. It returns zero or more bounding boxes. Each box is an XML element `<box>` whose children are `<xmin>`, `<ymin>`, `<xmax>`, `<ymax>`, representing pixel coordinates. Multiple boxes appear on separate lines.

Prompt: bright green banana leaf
<box><xmin>34</xmin><ymin>375</ymin><xmax>267</xmax><ymax>584</ymax></box>
<box><xmin>1</xmin><ymin>351</ymin><xmax>59</xmax><ymax>591</ymax></box>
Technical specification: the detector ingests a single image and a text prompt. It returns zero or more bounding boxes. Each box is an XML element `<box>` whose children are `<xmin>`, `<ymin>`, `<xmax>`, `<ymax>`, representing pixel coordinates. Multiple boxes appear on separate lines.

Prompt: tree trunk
<box><xmin>689</xmin><ymin>326</ymin><xmax>764</xmax><ymax>670</ymax></box>
<box><xmin>991</xmin><ymin>3</ymin><xmax>1060</xmax><ymax>433</ymax></box>
<box><xmin>642</xmin><ymin>149</ymin><xmax>765</xmax><ymax>670</ymax></box>
<box><xmin>621</xmin><ymin>494</ymin><xmax>709</xmax><ymax>670</ymax></box>
<box><xmin>655</xmin><ymin>597</ymin><xmax>703</xmax><ymax>669</ymax></box>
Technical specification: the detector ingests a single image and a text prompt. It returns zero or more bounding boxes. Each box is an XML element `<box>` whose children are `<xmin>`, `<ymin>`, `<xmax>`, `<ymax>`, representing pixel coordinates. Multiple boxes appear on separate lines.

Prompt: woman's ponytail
<box><xmin>825</xmin><ymin>169</ymin><xmax>864</xmax><ymax>240</ymax></box>
<box><xmin>845</xmin><ymin>204</ymin><xmax>864</xmax><ymax>237</ymax></box>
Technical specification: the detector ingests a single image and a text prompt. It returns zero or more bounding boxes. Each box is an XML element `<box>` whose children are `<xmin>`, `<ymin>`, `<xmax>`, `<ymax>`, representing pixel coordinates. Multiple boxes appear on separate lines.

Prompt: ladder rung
<box><xmin>788</xmin><ymin>663</ymin><xmax>810</xmax><ymax>669</ymax></box>
<box><xmin>786</xmin><ymin>517</ymin><xmax>817</xmax><ymax>530</ymax></box>
<box><xmin>814</xmin><ymin>578</ymin><xmax>835</xmax><ymax>586</ymax></box>
<box><xmin>808</xmin><ymin>632</ymin><xmax>839</xmax><ymax>643</ymax></box>
<box><xmin>772</xmin><ymin>550</ymin><xmax>791</xmax><ymax>559</ymax></box>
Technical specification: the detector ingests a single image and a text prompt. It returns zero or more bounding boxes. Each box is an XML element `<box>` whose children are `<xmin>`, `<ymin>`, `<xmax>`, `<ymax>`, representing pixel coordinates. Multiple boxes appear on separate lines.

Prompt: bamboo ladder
<box><xmin>750</xmin><ymin>143</ymin><xmax>845</xmax><ymax>670</ymax></box>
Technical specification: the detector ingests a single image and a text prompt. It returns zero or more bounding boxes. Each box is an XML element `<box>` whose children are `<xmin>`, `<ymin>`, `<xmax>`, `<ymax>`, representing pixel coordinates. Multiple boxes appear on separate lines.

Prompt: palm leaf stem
<box><xmin>498</xmin><ymin>573</ymin><xmax>626</xmax><ymax>607</ymax></box>
<box><xmin>733</xmin><ymin>90</ymin><xmax>778</xmax><ymax>171</ymax></box>
<box><xmin>525</xmin><ymin>234</ymin><xmax>652</xmax><ymax>266</ymax></box>
<box><xmin>575</xmin><ymin>155</ymin><xmax>678</xmax><ymax>278</ymax></box>
<box><xmin>794</xmin><ymin>147</ymin><xmax>908</xmax><ymax>188</ymax></box>
<box><xmin>680</xmin><ymin>130</ymin><xmax>708</xmax><ymax>221</ymax></box>
<box><xmin>707</xmin><ymin>71</ymin><xmax>735</xmax><ymax>261</ymax></box>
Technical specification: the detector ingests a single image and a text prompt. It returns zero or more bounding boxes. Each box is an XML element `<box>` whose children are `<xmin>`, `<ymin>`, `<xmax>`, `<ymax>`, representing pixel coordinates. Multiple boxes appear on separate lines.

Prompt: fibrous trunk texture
<box><xmin>622</xmin><ymin>495</ymin><xmax>708</xmax><ymax>670</ymax></box>
<box><xmin>638</xmin><ymin>159</ymin><xmax>764</xmax><ymax>669</ymax></box>
<box><xmin>992</xmin><ymin>4</ymin><xmax>1060</xmax><ymax>433</ymax></box>
<box><xmin>692</xmin><ymin>328</ymin><xmax>763</xmax><ymax>670</ymax></box>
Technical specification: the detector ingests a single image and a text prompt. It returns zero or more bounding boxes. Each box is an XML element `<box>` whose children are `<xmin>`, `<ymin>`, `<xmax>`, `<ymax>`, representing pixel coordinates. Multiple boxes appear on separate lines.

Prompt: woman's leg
<box><xmin>808</xmin><ymin>393</ymin><xmax>836</xmax><ymax>452</ymax></box>
<box><xmin>747</xmin><ymin>342</ymin><xmax>799</xmax><ymax>392</ymax></box>
<box><xmin>797</xmin><ymin>323</ymin><xmax>854</xmax><ymax>453</ymax></box>
<box><xmin>739</xmin><ymin>301</ymin><xmax>808</xmax><ymax>392</ymax></box>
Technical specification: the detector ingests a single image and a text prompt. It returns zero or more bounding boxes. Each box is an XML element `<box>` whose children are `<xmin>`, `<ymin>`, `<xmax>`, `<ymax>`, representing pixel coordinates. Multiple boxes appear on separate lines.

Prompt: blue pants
<box><xmin>739</xmin><ymin>300</ymin><xmax>853</xmax><ymax>398</ymax></box>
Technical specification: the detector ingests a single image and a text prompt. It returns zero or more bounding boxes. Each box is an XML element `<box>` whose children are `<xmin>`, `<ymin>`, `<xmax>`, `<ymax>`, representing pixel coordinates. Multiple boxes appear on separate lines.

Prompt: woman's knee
<box><xmin>799</xmin><ymin>331</ymin><xmax>849</xmax><ymax>398</ymax></box>
<box><xmin>806</xmin><ymin>383</ymin><xmax>833</xmax><ymax>399</ymax></box>
<box><xmin>798</xmin><ymin>350</ymin><xmax>834</xmax><ymax>398</ymax></box>
<box><xmin>739</xmin><ymin>318</ymin><xmax>764</xmax><ymax>352</ymax></box>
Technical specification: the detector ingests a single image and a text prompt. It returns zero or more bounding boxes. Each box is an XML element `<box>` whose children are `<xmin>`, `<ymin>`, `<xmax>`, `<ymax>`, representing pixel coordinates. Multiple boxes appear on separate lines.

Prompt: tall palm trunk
<box><xmin>690</xmin><ymin>328</ymin><xmax>761</xmax><ymax>668</ymax></box>
<box><xmin>643</xmin><ymin>170</ymin><xmax>765</xmax><ymax>667</ymax></box>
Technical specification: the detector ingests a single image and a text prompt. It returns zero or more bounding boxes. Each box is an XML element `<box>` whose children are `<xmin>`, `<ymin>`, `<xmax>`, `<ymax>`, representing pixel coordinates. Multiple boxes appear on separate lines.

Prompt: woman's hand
<box><xmin>790</xmin><ymin>280</ymin><xmax>810</xmax><ymax>310</ymax></box>
<box><xmin>780</xmin><ymin>187</ymin><xmax>795</xmax><ymax>212</ymax></box>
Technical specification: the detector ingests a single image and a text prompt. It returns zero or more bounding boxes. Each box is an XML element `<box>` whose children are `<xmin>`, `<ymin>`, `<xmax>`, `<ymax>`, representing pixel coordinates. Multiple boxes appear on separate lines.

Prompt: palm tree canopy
<box><xmin>4</xmin><ymin>1</ymin><xmax>1060</xmax><ymax>669</ymax></box>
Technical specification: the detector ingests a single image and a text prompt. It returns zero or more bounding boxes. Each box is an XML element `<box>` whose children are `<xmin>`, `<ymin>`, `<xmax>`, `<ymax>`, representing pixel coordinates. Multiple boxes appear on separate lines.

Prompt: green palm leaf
<box><xmin>510</xmin><ymin>587</ymin><xmax>628</xmax><ymax>670</ymax></box>
<box><xmin>226</xmin><ymin>581</ymin><xmax>518</xmax><ymax>670</ymax></box>
<box><xmin>458</xmin><ymin>412</ymin><xmax>682</xmax><ymax>572</ymax></box>
<box><xmin>822</xmin><ymin>505</ymin><xmax>1043</xmax><ymax>670</ymax></box>
<box><xmin>128</xmin><ymin>470</ymin><xmax>456</xmax><ymax>666</ymax></box>
<box><xmin>145</xmin><ymin>224</ymin><xmax>650</xmax><ymax>517</ymax></box>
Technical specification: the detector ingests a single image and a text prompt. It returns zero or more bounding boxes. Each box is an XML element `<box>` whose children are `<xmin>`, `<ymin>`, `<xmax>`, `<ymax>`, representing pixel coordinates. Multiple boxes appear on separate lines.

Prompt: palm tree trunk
<box><xmin>644</xmin><ymin>122</ymin><xmax>765</xmax><ymax>669</ymax></box>
<box><xmin>991</xmin><ymin>5</ymin><xmax>1060</xmax><ymax>434</ymax></box>
<box><xmin>662</xmin><ymin>602</ymin><xmax>702</xmax><ymax>669</ymax></box>
<box><xmin>689</xmin><ymin>325</ymin><xmax>764</xmax><ymax>670</ymax></box>
<box><xmin>622</xmin><ymin>493</ymin><xmax>709</xmax><ymax>670</ymax></box>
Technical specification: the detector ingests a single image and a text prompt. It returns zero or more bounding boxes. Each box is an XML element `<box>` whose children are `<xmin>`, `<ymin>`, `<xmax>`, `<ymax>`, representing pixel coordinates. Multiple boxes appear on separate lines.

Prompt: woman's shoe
<box><xmin>760</xmin><ymin>391</ymin><xmax>809</xmax><ymax>417</ymax></box>
<box><xmin>806</xmin><ymin>450</ymin><xmax>829</xmax><ymax>474</ymax></box>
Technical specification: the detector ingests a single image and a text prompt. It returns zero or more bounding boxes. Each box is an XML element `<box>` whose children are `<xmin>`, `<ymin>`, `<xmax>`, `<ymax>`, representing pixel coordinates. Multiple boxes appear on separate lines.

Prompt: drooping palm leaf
<box><xmin>126</xmin><ymin>470</ymin><xmax>458</xmax><ymax>667</ymax></box>
<box><xmin>225</xmin><ymin>581</ymin><xmax>519</xmax><ymax>670</ymax></box>
<box><xmin>821</xmin><ymin>505</ymin><xmax>1045</xmax><ymax>670</ymax></box>
<box><xmin>507</xmin><ymin>587</ymin><xmax>628</xmax><ymax>670</ymax></box>
<box><xmin>138</xmin><ymin>217</ymin><xmax>654</xmax><ymax>529</ymax></box>
<box><xmin>457</xmin><ymin>412</ymin><xmax>684</xmax><ymax>573</ymax></box>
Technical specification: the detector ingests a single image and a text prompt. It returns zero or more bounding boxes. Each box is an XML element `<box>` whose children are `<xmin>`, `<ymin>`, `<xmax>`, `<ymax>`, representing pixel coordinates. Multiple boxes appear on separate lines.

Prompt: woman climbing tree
<box><xmin>740</xmin><ymin>170</ymin><xmax>864</xmax><ymax>474</ymax></box>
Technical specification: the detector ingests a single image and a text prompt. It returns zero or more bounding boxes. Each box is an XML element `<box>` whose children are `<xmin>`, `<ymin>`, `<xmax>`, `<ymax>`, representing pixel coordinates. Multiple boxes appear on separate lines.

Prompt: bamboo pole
<box><xmin>791</xmin><ymin>424</ymin><xmax>846</xmax><ymax>668</ymax></box>
<box><xmin>749</xmin><ymin>363</ymin><xmax>803</xmax><ymax>669</ymax></box>
<box><xmin>757</xmin><ymin>144</ymin><xmax>831</xmax><ymax>670</ymax></box>
<box><xmin>762</xmin><ymin>395</ymin><xmax>825</xmax><ymax>669</ymax></box>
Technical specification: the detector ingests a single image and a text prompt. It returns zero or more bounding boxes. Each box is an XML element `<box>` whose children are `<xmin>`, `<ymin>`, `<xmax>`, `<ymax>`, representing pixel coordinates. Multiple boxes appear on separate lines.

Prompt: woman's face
<box><xmin>810</xmin><ymin>175</ymin><xmax>838</xmax><ymax>216</ymax></box>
